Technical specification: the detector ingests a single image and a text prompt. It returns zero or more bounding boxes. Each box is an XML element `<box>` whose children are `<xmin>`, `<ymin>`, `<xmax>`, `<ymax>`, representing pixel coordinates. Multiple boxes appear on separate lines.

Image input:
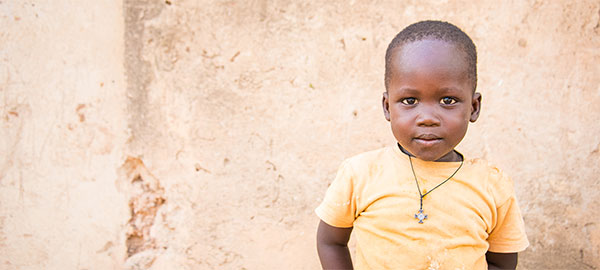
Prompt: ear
<box><xmin>382</xmin><ymin>92</ymin><xmax>391</xmax><ymax>121</ymax></box>
<box><xmin>470</xmin><ymin>92</ymin><xmax>482</xmax><ymax>122</ymax></box>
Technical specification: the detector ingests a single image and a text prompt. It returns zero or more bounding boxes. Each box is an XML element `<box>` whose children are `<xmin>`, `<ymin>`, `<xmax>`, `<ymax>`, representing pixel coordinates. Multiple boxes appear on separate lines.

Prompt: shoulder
<box><xmin>464</xmin><ymin>158</ymin><xmax>516</xmax><ymax>203</ymax></box>
<box><xmin>463</xmin><ymin>158</ymin><xmax>510</xmax><ymax>180</ymax></box>
<box><xmin>342</xmin><ymin>146</ymin><xmax>396</xmax><ymax>172</ymax></box>
<box><xmin>333</xmin><ymin>147</ymin><xmax>403</xmax><ymax>189</ymax></box>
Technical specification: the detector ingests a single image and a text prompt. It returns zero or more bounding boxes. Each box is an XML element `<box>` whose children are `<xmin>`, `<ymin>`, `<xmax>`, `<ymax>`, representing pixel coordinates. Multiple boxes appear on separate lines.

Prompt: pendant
<box><xmin>414</xmin><ymin>209</ymin><xmax>428</xmax><ymax>223</ymax></box>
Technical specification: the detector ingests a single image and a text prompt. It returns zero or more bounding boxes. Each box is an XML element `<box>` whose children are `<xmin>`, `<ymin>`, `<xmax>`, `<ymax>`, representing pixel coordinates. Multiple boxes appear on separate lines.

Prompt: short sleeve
<box><xmin>487</xmin><ymin>172</ymin><xmax>529</xmax><ymax>252</ymax></box>
<box><xmin>315</xmin><ymin>160</ymin><xmax>357</xmax><ymax>228</ymax></box>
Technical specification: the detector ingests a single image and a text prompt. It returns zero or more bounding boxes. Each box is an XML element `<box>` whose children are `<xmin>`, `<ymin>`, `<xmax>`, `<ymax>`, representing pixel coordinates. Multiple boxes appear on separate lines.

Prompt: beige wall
<box><xmin>1</xmin><ymin>0</ymin><xmax>599</xmax><ymax>269</ymax></box>
<box><xmin>1</xmin><ymin>1</ymin><xmax>128</xmax><ymax>269</ymax></box>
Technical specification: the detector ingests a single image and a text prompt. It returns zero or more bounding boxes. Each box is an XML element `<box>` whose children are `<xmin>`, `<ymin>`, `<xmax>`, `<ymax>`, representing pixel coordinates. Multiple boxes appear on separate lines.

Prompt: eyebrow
<box><xmin>436</xmin><ymin>87</ymin><xmax>464</xmax><ymax>94</ymax></box>
<box><xmin>396</xmin><ymin>87</ymin><xmax>420</xmax><ymax>94</ymax></box>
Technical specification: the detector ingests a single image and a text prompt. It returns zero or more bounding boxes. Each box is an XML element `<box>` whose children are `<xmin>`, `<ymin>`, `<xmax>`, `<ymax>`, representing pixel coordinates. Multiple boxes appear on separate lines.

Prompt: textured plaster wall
<box><xmin>1</xmin><ymin>1</ymin><xmax>128</xmax><ymax>269</ymax></box>
<box><xmin>1</xmin><ymin>0</ymin><xmax>599</xmax><ymax>269</ymax></box>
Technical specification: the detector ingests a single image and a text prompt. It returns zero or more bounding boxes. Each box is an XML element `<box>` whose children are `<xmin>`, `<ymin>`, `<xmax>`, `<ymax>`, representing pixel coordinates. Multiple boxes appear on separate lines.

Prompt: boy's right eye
<box><xmin>401</xmin><ymin>98</ymin><xmax>418</xmax><ymax>105</ymax></box>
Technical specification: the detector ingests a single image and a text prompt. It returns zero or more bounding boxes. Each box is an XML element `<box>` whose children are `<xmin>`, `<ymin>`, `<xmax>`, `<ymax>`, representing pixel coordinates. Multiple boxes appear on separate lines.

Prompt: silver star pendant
<box><xmin>414</xmin><ymin>209</ymin><xmax>428</xmax><ymax>224</ymax></box>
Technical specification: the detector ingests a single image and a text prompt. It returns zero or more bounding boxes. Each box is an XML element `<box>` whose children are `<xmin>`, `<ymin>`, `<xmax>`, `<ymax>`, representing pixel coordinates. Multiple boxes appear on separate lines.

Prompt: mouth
<box><xmin>413</xmin><ymin>134</ymin><xmax>443</xmax><ymax>146</ymax></box>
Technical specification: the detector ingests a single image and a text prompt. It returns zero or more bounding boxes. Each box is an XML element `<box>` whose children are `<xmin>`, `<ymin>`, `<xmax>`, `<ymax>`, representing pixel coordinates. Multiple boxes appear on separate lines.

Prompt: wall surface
<box><xmin>1</xmin><ymin>1</ymin><xmax>128</xmax><ymax>269</ymax></box>
<box><xmin>1</xmin><ymin>0</ymin><xmax>599</xmax><ymax>269</ymax></box>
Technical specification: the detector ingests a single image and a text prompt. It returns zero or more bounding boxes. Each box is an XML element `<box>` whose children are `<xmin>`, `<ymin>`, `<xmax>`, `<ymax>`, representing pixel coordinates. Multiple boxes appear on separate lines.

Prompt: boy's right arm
<box><xmin>316</xmin><ymin>220</ymin><xmax>353</xmax><ymax>269</ymax></box>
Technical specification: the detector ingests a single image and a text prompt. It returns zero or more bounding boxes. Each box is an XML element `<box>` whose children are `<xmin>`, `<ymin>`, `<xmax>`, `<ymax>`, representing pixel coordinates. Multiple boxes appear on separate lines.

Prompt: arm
<box><xmin>316</xmin><ymin>220</ymin><xmax>353</xmax><ymax>270</ymax></box>
<box><xmin>486</xmin><ymin>251</ymin><xmax>518</xmax><ymax>270</ymax></box>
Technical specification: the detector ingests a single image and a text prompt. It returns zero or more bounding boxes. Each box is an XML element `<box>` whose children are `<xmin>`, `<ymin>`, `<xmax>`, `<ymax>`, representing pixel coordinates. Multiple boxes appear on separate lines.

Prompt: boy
<box><xmin>315</xmin><ymin>21</ymin><xmax>529</xmax><ymax>269</ymax></box>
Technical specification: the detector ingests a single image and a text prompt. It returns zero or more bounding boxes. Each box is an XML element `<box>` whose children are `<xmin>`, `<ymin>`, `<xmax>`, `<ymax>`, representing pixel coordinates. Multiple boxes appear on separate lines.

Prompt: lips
<box><xmin>416</xmin><ymin>134</ymin><xmax>441</xmax><ymax>140</ymax></box>
<box><xmin>414</xmin><ymin>134</ymin><xmax>443</xmax><ymax>146</ymax></box>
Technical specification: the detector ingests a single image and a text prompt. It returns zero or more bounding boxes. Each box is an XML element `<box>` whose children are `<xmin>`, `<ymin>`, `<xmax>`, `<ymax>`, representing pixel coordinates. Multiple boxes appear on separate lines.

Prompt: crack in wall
<box><xmin>118</xmin><ymin>157</ymin><xmax>166</xmax><ymax>269</ymax></box>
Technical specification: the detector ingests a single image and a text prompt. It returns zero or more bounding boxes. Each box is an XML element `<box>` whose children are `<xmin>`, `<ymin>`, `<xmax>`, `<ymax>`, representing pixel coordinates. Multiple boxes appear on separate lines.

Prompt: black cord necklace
<box><xmin>409</xmin><ymin>153</ymin><xmax>463</xmax><ymax>224</ymax></box>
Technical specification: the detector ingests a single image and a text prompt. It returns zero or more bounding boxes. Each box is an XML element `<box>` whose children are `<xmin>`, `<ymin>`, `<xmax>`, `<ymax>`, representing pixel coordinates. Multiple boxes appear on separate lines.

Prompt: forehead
<box><xmin>390</xmin><ymin>39</ymin><xmax>469</xmax><ymax>84</ymax></box>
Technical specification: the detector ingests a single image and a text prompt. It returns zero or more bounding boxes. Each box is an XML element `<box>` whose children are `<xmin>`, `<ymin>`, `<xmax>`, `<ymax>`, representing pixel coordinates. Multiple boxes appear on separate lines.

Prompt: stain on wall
<box><xmin>124</xmin><ymin>0</ymin><xmax>165</xmax><ymax>155</ymax></box>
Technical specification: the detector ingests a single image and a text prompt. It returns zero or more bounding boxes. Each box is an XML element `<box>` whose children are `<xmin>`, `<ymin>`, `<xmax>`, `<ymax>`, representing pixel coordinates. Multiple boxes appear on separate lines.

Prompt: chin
<box><xmin>410</xmin><ymin>148</ymin><xmax>452</xmax><ymax>162</ymax></box>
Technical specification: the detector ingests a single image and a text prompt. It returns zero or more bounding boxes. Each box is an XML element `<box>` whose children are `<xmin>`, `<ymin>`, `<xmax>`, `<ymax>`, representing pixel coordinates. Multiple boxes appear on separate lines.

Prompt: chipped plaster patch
<box><xmin>118</xmin><ymin>157</ymin><xmax>166</xmax><ymax>268</ymax></box>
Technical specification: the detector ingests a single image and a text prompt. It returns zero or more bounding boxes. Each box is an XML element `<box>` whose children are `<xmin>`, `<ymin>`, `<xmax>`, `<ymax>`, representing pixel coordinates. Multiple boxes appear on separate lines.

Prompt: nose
<box><xmin>416</xmin><ymin>105</ymin><xmax>440</xmax><ymax>127</ymax></box>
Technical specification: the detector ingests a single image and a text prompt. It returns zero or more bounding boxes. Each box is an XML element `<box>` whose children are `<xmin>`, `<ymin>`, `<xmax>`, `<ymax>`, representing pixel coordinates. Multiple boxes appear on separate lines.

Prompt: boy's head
<box><xmin>384</xmin><ymin>20</ymin><xmax>477</xmax><ymax>92</ymax></box>
<box><xmin>382</xmin><ymin>20</ymin><xmax>482</xmax><ymax>162</ymax></box>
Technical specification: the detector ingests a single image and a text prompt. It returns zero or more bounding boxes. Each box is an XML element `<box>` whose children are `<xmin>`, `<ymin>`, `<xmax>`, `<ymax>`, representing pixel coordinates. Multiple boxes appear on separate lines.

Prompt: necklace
<box><xmin>409</xmin><ymin>153</ymin><xmax>463</xmax><ymax>224</ymax></box>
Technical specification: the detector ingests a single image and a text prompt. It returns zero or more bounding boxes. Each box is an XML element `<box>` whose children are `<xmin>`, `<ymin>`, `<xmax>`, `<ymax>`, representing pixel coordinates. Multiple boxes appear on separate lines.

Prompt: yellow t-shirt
<box><xmin>316</xmin><ymin>146</ymin><xmax>529</xmax><ymax>269</ymax></box>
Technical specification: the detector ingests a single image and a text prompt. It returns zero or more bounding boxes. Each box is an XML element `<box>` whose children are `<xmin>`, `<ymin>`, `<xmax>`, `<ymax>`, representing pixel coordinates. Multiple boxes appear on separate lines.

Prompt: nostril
<box><xmin>418</xmin><ymin>122</ymin><xmax>439</xmax><ymax>127</ymax></box>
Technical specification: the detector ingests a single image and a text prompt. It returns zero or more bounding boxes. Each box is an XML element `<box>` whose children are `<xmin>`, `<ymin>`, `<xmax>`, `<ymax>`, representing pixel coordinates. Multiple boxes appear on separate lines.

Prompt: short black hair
<box><xmin>384</xmin><ymin>20</ymin><xmax>477</xmax><ymax>91</ymax></box>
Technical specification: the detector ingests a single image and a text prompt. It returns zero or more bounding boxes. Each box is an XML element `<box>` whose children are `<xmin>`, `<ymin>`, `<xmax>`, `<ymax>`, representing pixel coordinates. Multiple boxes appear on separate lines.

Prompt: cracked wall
<box><xmin>1</xmin><ymin>0</ymin><xmax>600</xmax><ymax>269</ymax></box>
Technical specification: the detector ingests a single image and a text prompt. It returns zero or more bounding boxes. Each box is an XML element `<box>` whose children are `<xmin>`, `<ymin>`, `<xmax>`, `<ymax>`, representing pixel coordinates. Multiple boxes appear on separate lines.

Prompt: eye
<box><xmin>440</xmin><ymin>97</ymin><xmax>457</xmax><ymax>105</ymax></box>
<box><xmin>401</xmin><ymin>98</ymin><xmax>418</xmax><ymax>105</ymax></box>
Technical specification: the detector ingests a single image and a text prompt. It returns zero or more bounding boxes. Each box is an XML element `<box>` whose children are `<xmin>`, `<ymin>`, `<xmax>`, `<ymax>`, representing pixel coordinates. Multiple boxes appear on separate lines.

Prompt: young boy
<box><xmin>315</xmin><ymin>21</ymin><xmax>529</xmax><ymax>269</ymax></box>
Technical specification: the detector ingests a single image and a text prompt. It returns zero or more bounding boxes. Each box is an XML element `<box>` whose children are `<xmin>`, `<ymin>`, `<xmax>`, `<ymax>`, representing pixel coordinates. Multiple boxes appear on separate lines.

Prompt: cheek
<box><xmin>446</xmin><ymin>116</ymin><xmax>470</xmax><ymax>136</ymax></box>
<box><xmin>390</xmin><ymin>112</ymin><xmax>412</xmax><ymax>126</ymax></box>
<box><xmin>453</xmin><ymin>106</ymin><xmax>473</xmax><ymax>122</ymax></box>
<box><xmin>389</xmin><ymin>105</ymin><xmax>413</xmax><ymax>119</ymax></box>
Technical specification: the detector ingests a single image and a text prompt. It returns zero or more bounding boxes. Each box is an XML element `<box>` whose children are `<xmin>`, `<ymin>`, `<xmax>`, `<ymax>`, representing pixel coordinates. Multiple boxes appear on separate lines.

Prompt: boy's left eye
<box><xmin>440</xmin><ymin>97</ymin><xmax>457</xmax><ymax>105</ymax></box>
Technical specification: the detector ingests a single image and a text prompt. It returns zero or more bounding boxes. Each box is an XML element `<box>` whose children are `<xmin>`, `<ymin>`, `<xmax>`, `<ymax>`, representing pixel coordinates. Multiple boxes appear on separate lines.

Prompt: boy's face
<box><xmin>383</xmin><ymin>39</ymin><xmax>481</xmax><ymax>162</ymax></box>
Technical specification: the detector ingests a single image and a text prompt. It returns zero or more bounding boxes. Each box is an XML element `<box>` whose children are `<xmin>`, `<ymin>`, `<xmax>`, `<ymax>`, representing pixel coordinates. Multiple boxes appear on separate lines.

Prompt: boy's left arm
<box><xmin>486</xmin><ymin>251</ymin><xmax>517</xmax><ymax>270</ymax></box>
<box><xmin>486</xmin><ymin>171</ymin><xmax>528</xmax><ymax>269</ymax></box>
